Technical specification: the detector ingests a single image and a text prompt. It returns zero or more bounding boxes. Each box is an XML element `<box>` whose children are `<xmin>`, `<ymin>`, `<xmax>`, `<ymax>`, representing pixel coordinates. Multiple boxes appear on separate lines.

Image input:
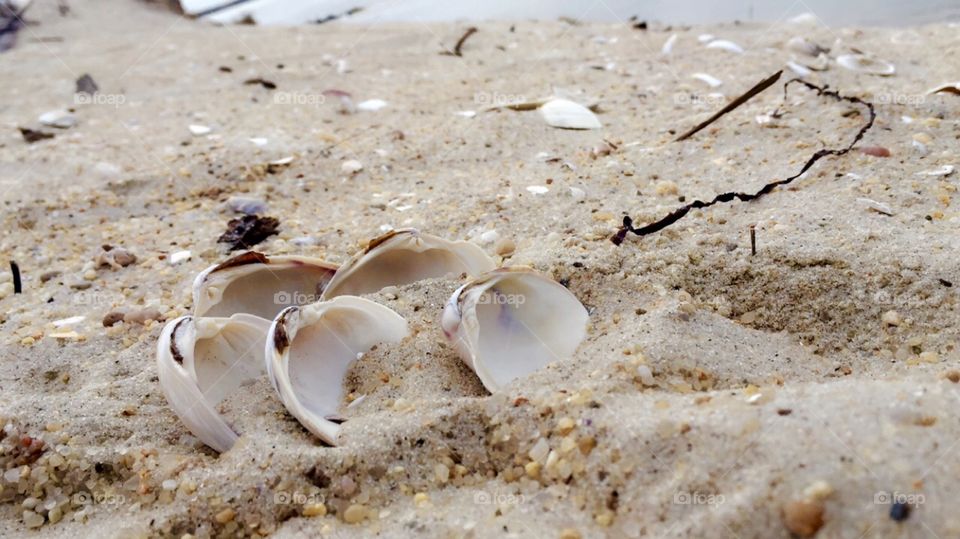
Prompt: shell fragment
<box><xmin>538</xmin><ymin>98</ymin><xmax>602</xmax><ymax>130</ymax></box>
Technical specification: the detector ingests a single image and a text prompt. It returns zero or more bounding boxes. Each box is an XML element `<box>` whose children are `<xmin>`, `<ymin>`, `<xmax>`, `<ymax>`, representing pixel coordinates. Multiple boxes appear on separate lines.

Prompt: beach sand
<box><xmin>1</xmin><ymin>1</ymin><xmax>959</xmax><ymax>537</ymax></box>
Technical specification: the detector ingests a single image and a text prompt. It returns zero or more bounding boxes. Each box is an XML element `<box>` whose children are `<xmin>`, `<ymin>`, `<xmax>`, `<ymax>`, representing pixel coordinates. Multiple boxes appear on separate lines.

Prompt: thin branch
<box><xmin>676</xmin><ymin>70</ymin><xmax>782</xmax><ymax>142</ymax></box>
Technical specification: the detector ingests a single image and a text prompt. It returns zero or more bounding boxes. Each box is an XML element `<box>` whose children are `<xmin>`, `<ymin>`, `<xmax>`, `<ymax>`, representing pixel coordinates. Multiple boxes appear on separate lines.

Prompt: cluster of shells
<box><xmin>156</xmin><ymin>229</ymin><xmax>589</xmax><ymax>453</ymax></box>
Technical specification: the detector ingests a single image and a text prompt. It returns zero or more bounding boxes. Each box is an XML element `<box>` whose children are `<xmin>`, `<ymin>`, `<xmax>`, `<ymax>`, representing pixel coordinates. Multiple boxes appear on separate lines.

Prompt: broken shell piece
<box><xmin>441</xmin><ymin>267</ymin><xmax>589</xmax><ymax>392</ymax></box>
<box><xmin>787</xmin><ymin>36</ymin><xmax>828</xmax><ymax>57</ymax></box>
<box><xmin>265</xmin><ymin>297</ymin><xmax>408</xmax><ymax>445</ymax></box>
<box><xmin>705</xmin><ymin>39</ymin><xmax>744</xmax><ymax>54</ymax></box>
<box><xmin>927</xmin><ymin>82</ymin><xmax>960</xmax><ymax>96</ymax></box>
<box><xmin>539</xmin><ymin>98</ymin><xmax>602</xmax><ymax>130</ymax></box>
<box><xmin>785</xmin><ymin>61</ymin><xmax>812</xmax><ymax>77</ymax></box>
<box><xmin>661</xmin><ymin>34</ymin><xmax>678</xmax><ymax>55</ymax></box>
<box><xmin>836</xmin><ymin>54</ymin><xmax>895</xmax><ymax>76</ymax></box>
<box><xmin>857</xmin><ymin>197</ymin><xmax>894</xmax><ymax>216</ymax></box>
<box><xmin>916</xmin><ymin>165</ymin><xmax>955</xmax><ymax>177</ymax></box>
<box><xmin>692</xmin><ymin>73</ymin><xmax>723</xmax><ymax>88</ymax></box>
<box><xmin>322</xmin><ymin>229</ymin><xmax>496</xmax><ymax>299</ymax></box>
<box><xmin>157</xmin><ymin>314</ymin><xmax>270</xmax><ymax>453</ymax></box>
<box><xmin>193</xmin><ymin>252</ymin><xmax>338</xmax><ymax>319</ymax></box>
<box><xmin>38</xmin><ymin>110</ymin><xmax>77</xmax><ymax>129</ymax></box>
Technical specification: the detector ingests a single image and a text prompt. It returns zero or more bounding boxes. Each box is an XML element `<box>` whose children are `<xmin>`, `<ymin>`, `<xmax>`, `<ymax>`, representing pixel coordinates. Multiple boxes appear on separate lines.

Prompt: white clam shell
<box><xmin>538</xmin><ymin>98</ymin><xmax>602</xmax><ymax>130</ymax></box>
<box><xmin>705</xmin><ymin>39</ymin><xmax>744</xmax><ymax>54</ymax></box>
<box><xmin>156</xmin><ymin>314</ymin><xmax>270</xmax><ymax>453</ymax></box>
<box><xmin>193</xmin><ymin>252</ymin><xmax>337</xmax><ymax>319</ymax></box>
<box><xmin>441</xmin><ymin>267</ymin><xmax>589</xmax><ymax>392</ymax></box>
<box><xmin>692</xmin><ymin>73</ymin><xmax>723</xmax><ymax>88</ymax></box>
<box><xmin>836</xmin><ymin>54</ymin><xmax>895</xmax><ymax>76</ymax></box>
<box><xmin>265</xmin><ymin>297</ymin><xmax>408</xmax><ymax>445</ymax></box>
<box><xmin>321</xmin><ymin>228</ymin><xmax>496</xmax><ymax>299</ymax></box>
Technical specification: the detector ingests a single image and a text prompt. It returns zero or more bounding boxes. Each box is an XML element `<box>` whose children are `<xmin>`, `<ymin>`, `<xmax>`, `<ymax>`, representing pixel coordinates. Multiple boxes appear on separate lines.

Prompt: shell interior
<box><xmin>321</xmin><ymin>229</ymin><xmax>495</xmax><ymax>299</ymax></box>
<box><xmin>266</xmin><ymin>297</ymin><xmax>408</xmax><ymax>445</ymax></box>
<box><xmin>157</xmin><ymin>314</ymin><xmax>269</xmax><ymax>453</ymax></box>
<box><xmin>193</xmin><ymin>252</ymin><xmax>337</xmax><ymax>320</ymax></box>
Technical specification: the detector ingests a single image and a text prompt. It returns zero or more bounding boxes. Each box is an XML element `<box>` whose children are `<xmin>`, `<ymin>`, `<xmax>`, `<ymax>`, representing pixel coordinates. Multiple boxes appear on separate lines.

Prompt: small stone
<box><xmin>413</xmin><ymin>492</ymin><xmax>430</xmax><ymax>507</ymax></box>
<box><xmin>342</xmin><ymin>504</ymin><xmax>367</xmax><ymax>524</ymax></box>
<box><xmin>102</xmin><ymin>311</ymin><xmax>126</xmax><ymax>327</ymax></box>
<box><xmin>524</xmin><ymin>461</ymin><xmax>541</xmax><ymax>478</ymax></box>
<box><xmin>528</xmin><ymin>438</ymin><xmax>550</xmax><ymax>463</ymax></box>
<box><xmin>882</xmin><ymin>310</ymin><xmax>902</xmax><ymax>326</ymax></box>
<box><xmin>162</xmin><ymin>479</ymin><xmax>178</xmax><ymax>491</ymax></box>
<box><xmin>943</xmin><ymin>371</ymin><xmax>960</xmax><ymax>383</ymax></box>
<box><xmin>655</xmin><ymin>181</ymin><xmax>679</xmax><ymax>196</ymax></box>
<box><xmin>495</xmin><ymin>238</ymin><xmax>516</xmax><ymax>257</ymax></box>
<box><xmin>781</xmin><ymin>499</ymin><xmax>824</xmax><ymax>537</ymax></box>
<box><xmin>434</xmin><ymin>463</ymin><xmax>450</xmax><ymax>483</ymax></box>
<box><xmin>342</xmin><ymin>160</ymin><xmax>364</xmax><ymax>174</ymax></box>
<box><xmin>226</xmin><ymin>196</ymin><xmax>268</xmax><ymax>215</ymax></box>
<box><xmin>919</xmin><ymin>351</ymin><xmax>939</xmax><ymax>363</ymax></box>
<box><xmin>889</xmin><ymin>502</ymin><xmax>910</xmax><ymax>521</ymax></box>
<box><xmin>803</xmin><ymin>480</ymin><xmax>834</xmax><ymax>501</ymax></box>
<box><xmin>214</xmin><ymin>508</ymin><xmax>236</xmax><ymax>524</ymax></box>
<box><xmin>595</xmin><ymin>510</ymin><xmax>615</xmax><ymax>526</ymax></box>
<box><xmin>39</xmin><ymin>271</ymin><xmax>61</xmax><ymax>283</ymax></box>
<box><xmin>303</xmin><ymin>502</ymin><xmax>327</xmax><ymax>517</ymax></box>
<box><xmin>556</xmin><ymin>417</ymin><xmax>576</xmax><ymax>435</ymax></box>
<box><xmin>23</xmin><ymin>510</ymin><xmax>44</xmax><ymax>528</ymax></box>
<box><xmin>559</xmin><ymin>529</ymin><xmax>582</xmax><ymax>539</ymax></box>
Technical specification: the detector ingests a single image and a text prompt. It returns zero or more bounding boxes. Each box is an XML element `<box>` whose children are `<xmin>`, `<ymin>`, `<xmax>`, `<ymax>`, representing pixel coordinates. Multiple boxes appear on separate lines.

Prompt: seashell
<box><xmin>538</xmin><ymin>98</ymin><xmax>602</xmax><ymax>130</ymax></box>
<box><xmin>692</xmin><ymin>73</ymin><xmax>723</xmax><ymax>88</ymax></box>
<box><xmin>705</xmin><ymin>39</ymin><xmax>744</xmax><ymax>54</ymax></box>
<box><xmin>157</xmin><ymin>314</ymin><xmax>270</xmax><ymax>453</ymax></box>
<box><xmin>916</xmin><ymin>165</ymin><xmax>955</xmax><ymax>177</ymax></box>
<box><xmin>441</xmin><ymin>267</ymin><xmax>589</xmax><ymax>392</ymax></box>
<box><xmin>226</xmin><ymin>196</ymin><xmax>268</xmax><ymax>215</ymax></box>
<box><xmin>265</xmin><ymin>297</ymin><xmax>408</xmax><ymax>445</ymax></box>
<box><xmin>785</xmin><ymin>61</ymin><xmax>812</xmax><ymax>77</ymax></box>
<box><xmin>189</xmin><ymin>124</ymin><xmax>212</xmax><ymax>136</ymax></box>
<box><xmin>193</xmin><ymin>251</ymin><xmax>337</xmax><ymax>319</ymax></box>
<box><xmin>927</xmin><ymin>82</ymin><xmax>960</xmax><ymax>96</ymax></box>
<box><xmin>857</xmin><ymin>197</ymin><xmax>894</xmax><ymax>216</ymax></box>
<box><xmin>357</xmin><ymin>99</ymin><xmax>387</xmax><ymax>111</ymax></box>
<box><xmin>38</xmin><ymin>110</ymin><xmax>77</xmax><ymax>129</ymax></box>
<box><xmin>322</xmin><ymin>229</ymin><xmax>496</xmax><ymax>299</ymax></box>
<box><xmin>661</xmin><ymin>34</ymin><xmax>678</xmax><ymax>55</ymax></box>
<box><xmin>786</xmin><ymin>36</ymin><xmax>828</xmax><ymax>57</ymax></box>
<box><xmin>836</xmin><ymin>54</ymin><xmax>895</xmax><ymax>76</ymax></box>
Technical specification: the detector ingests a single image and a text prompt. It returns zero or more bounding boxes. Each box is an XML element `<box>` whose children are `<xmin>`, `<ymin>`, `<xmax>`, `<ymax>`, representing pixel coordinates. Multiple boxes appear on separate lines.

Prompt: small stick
<box><xmin>749</xmin><ymin>225</ymin><xmax>756</xmax><ymax>256</ymax></box>
<box><xmin>442</xmin><ymin>27</ymin><xmax>478</xmax><ymax>57</ymax></box>
<box><xmin>10</xmin><ymin>261</ymin><xmax>21</xmax><ymax>294</ymax></box>
<box><xmin>675</xmin><ymin>70</ymin><xmax>783</xmax><ymax>142</ymax></box>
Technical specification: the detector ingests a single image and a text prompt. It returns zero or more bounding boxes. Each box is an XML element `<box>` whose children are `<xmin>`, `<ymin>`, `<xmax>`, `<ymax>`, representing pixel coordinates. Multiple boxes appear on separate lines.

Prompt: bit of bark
<box><xmin>76</xmin><ymin>73</ymin><xmax>98</xmax><ymax>94</ymax></box>
<box><xmin>441</xmin><ymin>27</ymin><xmax>478</xmax><ymax>57</ymax></box>
<box><xmin>217</xmin><ymin>215</ymin><xmax>280</xmax><ymax>251</ymax></box>
<box><xmin>613</xmin><ymin>78</ymin><xmax>876</xmax><ymax>244</ymax></box>
<box><xmin>243</xmin><ymin>78</ymin><xmax>277</xmax><ymax>90</ymax></box>
<box><xmin>18</xmin><ymin>127</ymin><xmax>54</xmax><ymax>143</ymax></box>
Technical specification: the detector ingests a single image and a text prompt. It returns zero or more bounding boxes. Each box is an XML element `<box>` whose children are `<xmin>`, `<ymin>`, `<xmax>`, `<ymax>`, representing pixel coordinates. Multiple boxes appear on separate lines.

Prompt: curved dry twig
<box><xmin>612</xmin><ymin>78</ymin><xmax>876</xmax><ymax>245</ymax></box>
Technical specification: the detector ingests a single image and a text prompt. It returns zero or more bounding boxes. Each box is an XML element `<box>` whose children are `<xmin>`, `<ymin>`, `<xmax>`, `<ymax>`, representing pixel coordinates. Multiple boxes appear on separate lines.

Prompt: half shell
<box><xmin>321</xmin><ymin>229</ymin><xmax>496</xmax><ymax>299</ymax></box>
<box><xmin>836</xmin><ymin>54</ymin><xmax>895</xmax><ymax>76</ymax></box>
<box><xmin>193</xmin><ymin>251</ymin><xmax>337</xmax><ymax>319</ymax></box>
<box><xmin>156</xmin><ymin>314</ymin><xmax>270</xmax><ymax>453</ymax></box>
<box><xmin>538</xmin><ymin>98</ymin><xmax>602</xmax><ymax>130</ymax></box>
<box><xmin>441</xmin><ymin>267</ymin><xmax>589</xmax><ymax>392</ymax></box>
<box><xmin>265</xmin><ymin>296</ymin><xmax>408</xmax><ymax>445</ymax></box>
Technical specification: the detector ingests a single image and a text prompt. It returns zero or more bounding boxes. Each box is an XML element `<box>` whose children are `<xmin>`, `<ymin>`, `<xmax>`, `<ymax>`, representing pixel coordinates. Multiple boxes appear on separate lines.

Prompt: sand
<box><xmin>2</xmin><ymin>1</ymin><xmax>960</xmax><ymax>537</ymax></box>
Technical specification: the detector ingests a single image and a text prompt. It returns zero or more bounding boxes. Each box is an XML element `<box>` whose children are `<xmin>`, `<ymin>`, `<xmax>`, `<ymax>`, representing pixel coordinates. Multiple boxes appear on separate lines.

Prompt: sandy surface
<box><xmin>2</xmin><ymin>1</ymin><xmax>960</xmax><ymax>537</ymax></box>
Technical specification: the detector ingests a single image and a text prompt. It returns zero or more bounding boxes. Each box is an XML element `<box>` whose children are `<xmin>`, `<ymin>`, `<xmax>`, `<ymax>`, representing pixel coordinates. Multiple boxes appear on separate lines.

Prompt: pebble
<box><xmin>342</xmin><ymin>504</ymin><xmax>367</xmax><ymax>524</ymax></box>
<box><xmin>860</xmin><ymin>146</ymin><xmax>891</xmax><ymax>158</ymax></box>
<box><xmin>102</xmin><ymin>311</ymin><xmax>126</xmax><ymax>327</ymax></box>
<box><xmin>303</xmin><ymin>503</ymin><xmax>327</xmax><ymax>517</ymax></box>
<box><xmin>882</xmin><ymin>310</ymin><xmax>902</xmax><ymax>326</ymax></box>
<box><xmin>342</xmin><ymin>160</ymin><xmax>364</xmax><ymax>174</ymax></box>
<box><xmin>495</xmin><ymin>238</ymin><xmax>516</xmax><ymax>257</ymax></box>
<box><xmin>40</xmin><ymin>271</ymin><xmax>61</xmax><ymax>283</ymax></box>
<box><xmin>22</xmin><ymin>510</ymin><xmax>44</xmax><ymax>528</ymax></box>
<box><xmin>559</xmin><ymin>529</ymin><xmax>582</xmax><ymax>539</ymax></box>
<box><xmin>214</xmin><ymin>508</ymin><xmax>236</xmax><ymax>524</ymax></box>
<box><xmin>781</xmin><ymin>499</ymin><xmax>824</xmax><ymax>537</ymax></box>
<box><xmin>69</xmin><ymin>281</ymin><xmax>91</xmax><ymax>290</ymax></box>
<box><xmin>226</xmin><ymin>196</ymin><xmax>268</xmax><ymax>215</ymax></box>
<box><xmin>655</xmin><ymin>181</ymin><xmax>679</xmax><ymax>196</ymax></box>
<box><xmin>95</xmin><ymin>246</ymin><xmax>137</xmax><ymax>269</ymax></box>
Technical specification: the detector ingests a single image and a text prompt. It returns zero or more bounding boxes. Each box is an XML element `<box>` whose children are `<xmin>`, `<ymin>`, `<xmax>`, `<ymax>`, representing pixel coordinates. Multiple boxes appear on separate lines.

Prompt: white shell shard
<box><xmin>916</xmin><ymin>165</ymin><xmax>955</xmax><ymax>177</ymax></box>
<box><xmin>357</xmin><ymin>99</ymin><xmax>388</xmax><ymax>111</ymax></box>
<box><xmin>441</xmin><ymin>267</ymin><xmax>589</xmax><ymax>392</ymax></box>
<box><xmin>661</xmin><ymin>34</ymin><xmax>678</xmax><ymax>55</ymax></box>
<box><xmin>538</xmin><ymin>98</ymin><xmax>602</xmax><ymax>130</ymax></box>
<box><xmin>785</xmin><ymin>61</ymin><xmax>812</xmax><ymax>78</ymax></box>
<box><xmin>927</xmin><ymin>82</ymin><xmax>960</xmax><ymax>96</ymax></box>
<box><xmin>321</xmin><ymin>229</ymin><xmax>496</xmax><ymax>299</ymax></box>
<box><xmin>38</xmin><ymin>110</ymin><xmax>77</xmax><ymax>129</ymax></box>
<box><xmin>692</xmin><ymin>73</ymin><xmax>723</xmax><ymax>88</ymax></box>
<box><xmin>193</xmin><ymin>252</ymin><xmax>338</xmax><ymax>319</ymax></box>
<box><xmin>157</xmin><ymin>314</ymin><xmax>270</xmax><ymax>453</ymax></box>
<box><xmin>265</xmin><ymin>297</ymin><xmax>408</xmax><ymax>445</ymax></box>
<box><xmin>836</xmin><ymin>54</ymin><xmax>895</xmax><ymax>76</ymax></box>
<box><xmin>705</xmin><ymin>39</ymin><xmax>744</xmax><ymax>54</ymax></box>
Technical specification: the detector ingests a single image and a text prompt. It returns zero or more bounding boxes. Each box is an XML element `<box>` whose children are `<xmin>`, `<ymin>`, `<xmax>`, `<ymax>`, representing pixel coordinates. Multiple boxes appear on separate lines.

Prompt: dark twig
<box><xmin>676</xmin><ymin>70</ymin><xmax>783</xmax><ymax>142</ymax></box>
<box><xmin>10</xmin><ymin>261</ymin><xmax>21</xmax><ymax>294</ymax></box>
<box><xmin>442</xmin><ymin>27</ymin><xmax>478</xmax><ymax>57</ymax></box>
<box><xmin>612</xmin><ymin>78</ymin><xmax>876</xmax><ymax>245</ymax></box>
<box><xmin>750</xmin><ymin>225</ymin><xmax>756</xmax><ymax>256</ymax></box>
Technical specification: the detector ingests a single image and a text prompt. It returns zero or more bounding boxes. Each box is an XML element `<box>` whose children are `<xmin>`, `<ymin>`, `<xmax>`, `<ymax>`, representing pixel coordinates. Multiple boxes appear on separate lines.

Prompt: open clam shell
<box><xmin>441</xmin><ymin>267</ymin><xmax>589</xmax><ymax>392</ymax></box>
<box><xmin>156</xmin><ymin>314</ymin><xmax>270</xmax><ymax>453</ymax></box>
<box><xmin>193</xmin><ymin>251</ymin><xmax>337</xmax><ymax>319</ymax></box>
<box><xmin>265</xmin><ymin>296</ymin><xmax>408</xmax><ymax>445</ymax></box>
<box><xmin>321</xmin><ymin>229</ymin><xmax>495</xmax><ymax>299</ymax></box>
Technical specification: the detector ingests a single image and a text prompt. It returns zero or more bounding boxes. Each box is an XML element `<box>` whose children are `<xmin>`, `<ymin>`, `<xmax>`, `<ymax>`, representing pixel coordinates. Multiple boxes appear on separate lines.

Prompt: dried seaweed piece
<box><xmin>217</xmin><ymin>215</ymin><xmax>280</xmax><ymax>251</ymax></box>
<box><xmin>676</xmin><ymin>70</ymin><xmax>782</xmax><ymax>142</ymax></box>
<box><xmin>76</xmin><ymin>73</ymin><xmax>98</xmax><ymax>95</ymax></box>
<box><xmin>613</xmin><ymin>78</ymin><xmax>876</xmax><ymax>244</ymax></box>
<box><xmin>18</xmin><ymin>127</ymin><xmax>54</xmax><ymax>143</ymax></box>
<box><xmin>244</xmin><ymin>78</ymin><xmax>277</xmax><ymax>90</ymax></box>
<box><xmin>441</xmin><ymin>27</ymin><xmax>478</xmax><ymax>57</ymax></box>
